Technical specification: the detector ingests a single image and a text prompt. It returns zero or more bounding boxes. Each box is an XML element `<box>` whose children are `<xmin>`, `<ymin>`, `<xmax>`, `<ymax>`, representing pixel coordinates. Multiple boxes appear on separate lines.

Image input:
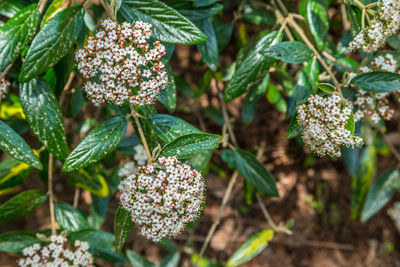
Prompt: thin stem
<box><xmin>361</xmin><ymin>7</ymin><xmax>366</xmax><ymax>29</ymax></box>
<box><xmin>0</xmin><ymin>63</ymin><xmax>13</xmax><ymax>80</ymax></box>
<box><xmin>255</xmin><ymin>194</ymin><xmax>277</xmax><ymax>229</ymax></box>
<box><xmin>321</xmin><ymin>51</ymin><xmax>353</xmax><ymax>72</ymax></box>
<box><xmin>38</xmin><ymin>0</ymin><xmax>49</xmax><ymax>14</ymax></box>
<box><xmin>286</xmin><ymin>16</ymin><xmax>344</xmax><ymax>100</ymax></box>
<box><xmin>195</xmin><ymin>171</ymin><xmax>239</xmax><ymax>266</ymax></box>
<box><xmin>48</xmin><ymin>154</ymin><xmax>56</xmax><ymax>235</ymax></box>
<box><xmin>130</xmin><ymin>106</ymin><xmax>152</xmax><ymax>165</ymax></box>
<box><xmin>73</xmin><ymin>188</ymin><xmax>80</xmax><ymax>208</ymax></box>
<box><xmin>353</xmin><ymin>0</ymin><xmax>365</xmax><ymax>9</ymax></box>
<box><xmin>215</xmin><ymin>79</ymin><xmax>239</xmax><ymax>148</ymax></box>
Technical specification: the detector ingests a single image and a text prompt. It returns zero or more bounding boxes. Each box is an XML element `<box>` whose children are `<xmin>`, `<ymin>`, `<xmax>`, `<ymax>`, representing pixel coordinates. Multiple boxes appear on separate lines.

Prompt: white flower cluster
<box><xmin>133</xmin><ymin>144</ymin><xmax>147</xmax><ymax>165</ymax></box>
<box><xmin>297</xmin><ymin>94</ymin><xmax>363</xmax><ymax>157</ymax></box>
<box><xmin>350</xmin><ymin>54</ymin><xmax>397</xmax><ymax>124</ymax></box>
<box><xmin>0</xmin><ymin>78</ymin><xmax>10</xmax><ymax>98</ymax></box>
<box><xmin>349</xmin><ymin>0</ymin><xmax>400</xmax><ymax>52</ymax></box>
<box><xmin>119</xmin><ymin>156</ymin><xmax>205</xmax><ymax>242</ymax></box>
<box><xmin>388</xmin><ymin>202</ymin><xmax>400</xmax><ymax>233</ymax></box>
<box><xmin>75</xmin><ymin>19</ymin><xmax>168</xmax><ymax>106</ymax></box>
<box><xmin>118</xmin><ymin>144</ymin><xmax>148</xmax><ymax>191</ymax></box>
<box><xmin>18</xmin><ymin>235</ymin><xmax>93</xmax><ymax>267</ymax></box>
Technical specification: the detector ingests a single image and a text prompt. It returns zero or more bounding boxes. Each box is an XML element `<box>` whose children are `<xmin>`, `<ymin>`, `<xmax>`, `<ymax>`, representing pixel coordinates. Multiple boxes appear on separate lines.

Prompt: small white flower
<box><xmin>75</xmin><ymin>20</ymin><xmax>168</xmax><ymax>106</ymax></box>
<box><xmin>119</xmin><ymin>156</ymin><xmax>205</xmax><ymax>242</ymax></box>
<box><xmin>18</xmin><ymin>235</ymin><xmax>93</xmax><ymax>266</ymax></box>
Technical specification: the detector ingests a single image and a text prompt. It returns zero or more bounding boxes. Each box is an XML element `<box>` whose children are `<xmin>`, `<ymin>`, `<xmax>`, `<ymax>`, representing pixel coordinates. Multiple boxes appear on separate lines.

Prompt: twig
<box><xmin>59</xmin><ymin>72</ymin><xmax>75</xmax><ymax>108</ymax></box>
<box><xmin>255</xmin><ymin>194</ymin><xmax>277</xmax><ymax>229</ymax></box>
<box><xmin>195</xmin><ymin>171</ymin><xmax>239</xmax><ymax>266</ymax></box>
<box><xmin>215</xmin><ymin>79</ymin><xmax>239</xmax><ymax>148</ymax></box>
<box><xmin>48</xmin><ymin>154</ymin><xmax>57</xmax><ymax>235</ymax></box>
<box><xmin>38</xmin><ymin>0</ymin><xmax>49</xmax><ymax>14</ymax></box>
<box><xmin>322</xmin><ymin>51</ymin><xmax>354</xmax><ymax>72</ymax></box>
<box><xmin>130</xmin><ymin>105</ymin><xmax>152</xmax><ymax>165</ymax></box>
<box><xmin>0</xmin><ymin>63</ymin><xmax>13</xmax><ymax>80</ymax></box>
<box><xmin>73</xmin><ymin>188</ymin><xmax>80</xmax><ymax>208</ymax></box>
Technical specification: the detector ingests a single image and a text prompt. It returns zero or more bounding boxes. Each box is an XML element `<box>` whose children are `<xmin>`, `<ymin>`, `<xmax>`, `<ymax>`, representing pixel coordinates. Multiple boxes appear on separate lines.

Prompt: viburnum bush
<box><xmin>1</xmin><ymin>0</ymin><xmax>400</xmax><ymax>266</ymax></box>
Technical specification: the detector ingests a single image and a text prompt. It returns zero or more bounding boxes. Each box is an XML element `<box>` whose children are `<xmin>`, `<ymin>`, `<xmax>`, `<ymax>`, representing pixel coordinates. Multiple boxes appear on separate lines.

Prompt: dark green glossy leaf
<box><xmin>350</xmin><ymin>71</ymin><xmax>400</xmax><ymax>93</ymax></box>
<box><xmin>226</xmin><ymin>229</ymin><xmax>274</xmax><ymax>267</ymax></box>
<box><xmin>194</xmin><ymin>0</ymin><xmax>219</xmax><ymax>7</ymax></box>
<box><xmin>0</xmin><ymin>0</ymin><xmax>24</xmax><ymax>18</ymax></box>
<box><xmin>166</xmin><ymin>1</ymin><xmax>223</xmax><ymax>21</ymax></box>
<box><xmin>264</xmin><ymin>41</ymin><xmax>313</xmax><ymax>64</ymax></box>
<box><xmin>0</xmin><ymin>189</ymin><xmax>47</xmax><ymax>221</ymax></box>
<box><xmin>119</xmin><ymin>0</ymin><xmax>207</xmax><ymax>45</ymax></box>
<box><xmin>62</xmin><ymin>116</ymin><xmax>127</xmax><ymax>172</ymax></box>
<box><xmin>55</xmin><ymin>201</ymin><xmax>90</xmax><ymax>232</ymax></box>
<box><xmin>242</xmin><ymin>74</ymin><xmax>269</xmax><ymax>124</ymax></box>
<box><xmin>126</xmin><ymin>250</ymin><xmax>157</xmax><ymax>267</ymax></box>
<box><xmin>351</xmin><ymin>145</ymin><xmax>377</xmax><ymax>219</ymax></box>
<box><xmin>285</xmin><ymin>114</ymin><xmax>302</xmax><ymax>139</ymax></box>
<box><xmin>148</xmin><ymin>114</ymin><xmax>201</xmax><ymax>143</ymax></box>
<box><xmin>0</xmin><ymin>120</ymin><xmax>42</xmax><ymax>169</ymax></box>
<box><xmin>68</xmin><ymin>229</ymin><xmax>114</xmax><ymax>248</ymax></box>
<box><xmin>306</xmin><ymin>0</ymin><xmax>328</xmax><ymax>51</ymax></box>
<box><xmin>361</xmin><ymin>169</ymin><xmax>400</xmax><ymax>222</ymax></box>
<box><xmin>317</xmin><ymin>83</ymin><xmax>336</xmax><ymax>93</ymax></box>
<box><xmin>19</xmin><ymin>77</ymin><xmax>68</xmax><ymax>159</ymax></box>
<box><xmin>68</xmin><ymin>169</ymin><xmax>109</xmax><ymax>197</ymax></box>
<box><xmin>160</xmin><ymin>252</ymin><xmax>181</xmax><ymax>267</ymax></box>
<box><xmin>0</xmin><ymin>4</ymin><xmax>39</xmax><ymax>71</ymax></box>
<box><xmin>0</xmin><ymin>157</ymin><xmax>32</xmax><ymax>193</ymax></box>
<box><xmin>19</xmin><ymin>6</ymin><xmax>83</xmax><ymax>81</ymax></box>
<box><xmin>114</xmin><ymin>205</ymin><xmax>134</xmax><ymax>253</ymax></box>
<box><xmin>232</xmin><ymin>149</ymin><xmax>278</xmax><ymax>196</ymax></box>
<box><xmin>224</xmin><ymin>31</ymin><xmax>281</xmax><ymax>101</ymax></box>
<box><xmin>0</xmin><ymin>231</ymin><xmax>40</xmax><ymax>253</ymax></box>
<box><xmin>196</xmin><ymin>19</ymin><xmax>218</xmax><ymax>71</ymax></box>
<box><xmin>161</xmin><ymin>133</ymin><xmax>221</xmax><ymax>159</ymax></box>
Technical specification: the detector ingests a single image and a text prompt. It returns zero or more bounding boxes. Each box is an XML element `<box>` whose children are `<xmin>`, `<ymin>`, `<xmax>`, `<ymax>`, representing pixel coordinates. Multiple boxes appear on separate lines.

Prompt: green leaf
<box><xmin>55</xmin><ymin>201</ymin><xmax>90</xmax><ymax>232</ymax></box>
<box><xmin>224</xmin><ymin>31</ymin><xmax>281</xmax><ymax>101</ymax></box>
<box><xmin>158</xmin><ymin>66</ymin><xmax>176</xmax><ymax>113</ymax></box>
<box><xmin>242</xmin><ymin>74</ymin><xmax>269</xmax><ymax>124</ymax></box>
<box><xmin>68</xmin><ymin>169</ymin><xmax>109</xmax><ymax>197</ymax></box>
<box><xmin>19</xmin><ymin>6</ymin><xmax>83</xmax><ymax>82</ymax></box>
<box><xmin>0</xmin><ymin>189</ymin><xmax>47</xmax><ymax>221</ymax></box>
<box><xmin>317</xmin><ymin>83</ymin><xmax>336</xmax><ymax>93</ymax></box>
<box><xmin>166</xmin><ymin>1</ymin><xmax>223</xmax><ymax>21</ymax></box>
<box><xmin>196</xmin><ymin>19</ymin><xmax>218</xmax><ymax>71</ymax></box>
<box><xmin>41</xmin><ymin>0</ymin><xmax>64</xmax><ymax>26</ymax></box>
<box><xmin>62</xmin><ymin>116</ymin><xmax>127</xmax><ymax>172</ymax></box>
<box><xmin>0</xmin><ymin>4</ymin><xmax>39</xmax><ymax>71</ymax></box>
<box><xmin>361</xmin><ymin>168</ymin><xmax>400</xmax><ymax>222</ymax></box>
<box><xmin>231</xmin><ymin>149</ymin><xmax>279</xmax><ymax>196</ymax></box>
<box><xmin>0</xmin><ymin>231</ymin><xmax>40</xmax><ymax>253</ymax></box>
<box><xmin>0</xmin><ymin>0</ymin><xmax>24</xmax><ymax>18</ymax></box>
<box><xmin>19</xmin><ymin>77</ymin><xmax>68</xmax><ymax>159</ymax></box>
<box><xmin>349</xmin><ymin>71</ymin><xmax>400</xmax><ymax>93</ymax></box>
<box><xmin>194</xmin><ymin>0</ymin><xmax>219</xmax><ymax>7</ymax></box>
<box><xmin>285</xmin><ymin>114</ymin><xmax>302</xmax><ymax>139</ymax></box>
<box><xmin>263</xmin><ymin>41</ymin><xmax>313</xmax><ymax>64</ymax></box>
<box><xmin>68</xmin><ymin>229</ymin><xmax>114</xmax><ymax>248</ymax></box>
<box><xmin>148</xmin><ymin>114</ymin><xmax>201</xmax><ymax>143</ymax></box>
<box><xmin>126</xmin><ymin>250</ymin><xmax>157</xmax><ymax>267</ymax></box>
<box><xmin>306</xmin><ymin>0</ymin><xmax>329</xmax><ymax>51</ymax></box>
<box><xmin>191</xmin><ymin>254</ymin><xmax>221</xmax><ymax>267</ymax></box>
<box><xmin>119</xmin><ymin>0</ymin><xmax>208</xmax><ymax>45</ymax></box>
<box><xmin>226</xmin><ymin>229</ymin><xmax>274</xmax><ymax>267</ymax></box>
<box><xmin>161</xmin><ymin>133</ymin><xmax>221</xmax><ymax>159</ymax></box>
<box><xmin>351</xmin><ymin>145</ymin><xmax>377</xmax><ymax>219</ymax></box>
<box><xmin>0</xmin><ymin>120</ymin><xmax>42</xmax><ymax>169</ymax></box>
<box><xmin>0</xmin><ymin>158</ymin><xmax>32</xmax><ymax>194</ymax></box>
<box><xmin>114</xmin><ymin>205</ymin><xmax>134</xmax><ymax>253</ymax></box>
<box><xmin>160</xmin><ymin>252</ymin><xmax>181</xmax><ymax>267</ymax></box>
<box><xmin>345</xmin><ymin>110</ymin><xmax>355</xmax><ymax>135</ymax></box>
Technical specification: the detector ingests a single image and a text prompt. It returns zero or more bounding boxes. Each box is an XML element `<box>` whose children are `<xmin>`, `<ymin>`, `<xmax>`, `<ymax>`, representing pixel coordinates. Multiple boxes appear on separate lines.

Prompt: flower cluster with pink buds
<box><xmin>0</xmin><ymin>78</ymin><xmax>10</xmax><ymax>98</ymax></box>
<box><xmin>349</xmin><ymin>54</ymin><xmax>397</xmax><ymax>124</ymax></box>
<box><xmin>349</xmin><ymin>0</ymin><xmax>400</xmax><ymax>52</ymax></box>
<box><xmin>297</xmin><ymin>95</ymin><xmax>363</xmax><ymax>157</ymax></box>
<box><xmin>75</xmin><ymin>19</ymin><xmax>168</xmax><ymax>106</ymax></box>
<box><xmin>119</xmin><ymin>156</ymin><xmax>205</xmax><ymax>242</ymax></box>
<box><xmin>18</xmin><ymin>235</ymin><xmax>93</xmax><ymax>267</ymax></box>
